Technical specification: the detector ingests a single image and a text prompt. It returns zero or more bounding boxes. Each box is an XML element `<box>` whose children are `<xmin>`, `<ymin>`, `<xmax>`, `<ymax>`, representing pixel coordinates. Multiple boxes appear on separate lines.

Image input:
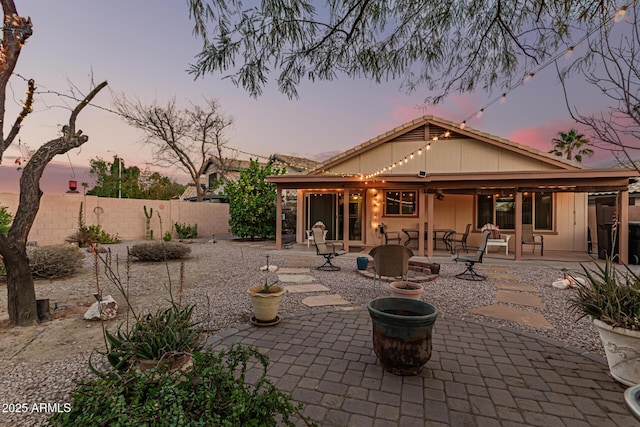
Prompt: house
<box><xmin>268</xmin><ymin>115</ymin><xmax>639</xmax><ymax>263</ymax></box>
<box><xmin>180</xmin><ymin>154</ymin><xmax>319</xmax><ymax>202</ymax></box>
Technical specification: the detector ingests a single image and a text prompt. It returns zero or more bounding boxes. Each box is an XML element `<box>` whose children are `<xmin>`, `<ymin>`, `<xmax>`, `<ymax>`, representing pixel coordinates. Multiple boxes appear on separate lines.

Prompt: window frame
<box><xmin>476</xmin><ymin>192</ymin><xmax>554</xmax><ymax>231</ymax></box>
<box><xmin>383</xmin><ymin>190</ymin><xmax>418</xmax><ymax>217</ymax></box>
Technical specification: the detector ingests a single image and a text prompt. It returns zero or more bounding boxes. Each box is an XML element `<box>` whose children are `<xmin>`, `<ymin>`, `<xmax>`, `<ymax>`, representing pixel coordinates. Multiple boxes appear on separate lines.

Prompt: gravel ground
<box><xmin>0</xmin><ymin>239</ymin><xmax>608</xmax><ymax>426</ymax></box>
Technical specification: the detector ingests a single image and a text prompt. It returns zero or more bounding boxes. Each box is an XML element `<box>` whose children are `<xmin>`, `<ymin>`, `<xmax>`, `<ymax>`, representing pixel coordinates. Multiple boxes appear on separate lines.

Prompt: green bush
<box><xmin>48</xmin><ymin>345</ymin><xmax>309</xmax><ymax>427</ymax></box>
<box><xmin>0</xmin><ymin>205</ymin><xmax>12</xmax><ymax>235</ymax></box>
<box><xmin>128</xmin><ymin>242</ymin><xmax>191</xmax><ymax>262</ymax></box>
<box><xmin>28</xmin><ymin>245</ymin><xmax>85</xmax><ymax>279</ymax></box>
<box><xmin>174</xmin><ymin>222</ymin><xmax>197</xmax><ymax>239</ymax></box>
<box><xmin>162</xmin><ymin>231</ymin><xmax>172</xmax><ymax>242</ymax></box>
<box><xmin>87</xmin><ymin>225</ymin><xmax>121</xmax><ymax>244</ymax></box>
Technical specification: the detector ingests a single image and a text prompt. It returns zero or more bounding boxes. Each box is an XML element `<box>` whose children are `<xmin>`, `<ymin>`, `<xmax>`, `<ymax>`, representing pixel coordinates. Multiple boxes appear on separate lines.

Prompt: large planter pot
<box><xmin>389</xmin><ymin>281</ymin><xmax>424</xmax><ymax>300</ymax></box>
<box><xmin>248</xmin><ymin>285</ymin><xmax>286</xmax><ymax>324</ymax></box>
<box><xmin>356</xmin><ymin>256</ymin><xmax>369</xmax><ymax>271</ymax></box>
<box><xmin>367</xmin><ymin>297</ymin><xmax>438</xmax><ymax>375</ymax></box>
<box><xmin>593</xmin><ymin>318</ymin><xmax>640</xmax><ymax>386</ymax></box>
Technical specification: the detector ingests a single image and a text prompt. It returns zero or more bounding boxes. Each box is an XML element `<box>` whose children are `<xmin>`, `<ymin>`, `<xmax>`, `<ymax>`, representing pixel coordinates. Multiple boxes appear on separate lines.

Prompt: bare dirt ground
<box><xmin>0</xmin><ymin>239</ymin><xmax>262</xmax><ymax>369</ymax></box>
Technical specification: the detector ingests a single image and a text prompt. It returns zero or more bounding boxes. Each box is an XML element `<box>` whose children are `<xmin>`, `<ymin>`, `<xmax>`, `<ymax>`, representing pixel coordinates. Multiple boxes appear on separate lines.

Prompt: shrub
<box><xmin>162</xmin><ymin>231</ymin><xmax>172</xmax><ymax>242</ymax></box>
<box><xmin>28</xmin><ymin>245</ymin><xmax>85</xmax><ymax>279</ymax></box>
<box><xmin>0</xmin><ymin>205</ymin><xmax>12</xmax><ymax>235</ymax></box>
<box><xmin>87</xmin><ymin>225</ymin><xmax>121</xmax><ymax>244</ymax></box>
<box><xmin>48</xmin><ymin>345</ymin><xmax>310</xmax><ymax>427</ymax></box>
<box><xmin>174</xmin><ymin>222</ymin><xmax>197</xmax><ymax>239</ymax></box>
<box><xmin>128</xmin><ymin>242</ymin><xmax>191</xmax><ymax>262</ymax></box>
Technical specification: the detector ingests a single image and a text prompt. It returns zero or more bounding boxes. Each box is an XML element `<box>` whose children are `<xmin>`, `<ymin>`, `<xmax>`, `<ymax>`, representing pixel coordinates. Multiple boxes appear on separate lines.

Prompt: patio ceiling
<box><xmin>268</xmin><ymin>169</ymin><xmax>639</xmax><ymax>194</ymax></box>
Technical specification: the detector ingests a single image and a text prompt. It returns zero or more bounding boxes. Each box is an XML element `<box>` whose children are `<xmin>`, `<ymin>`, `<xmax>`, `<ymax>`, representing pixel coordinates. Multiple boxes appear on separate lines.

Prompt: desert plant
<box><xmin>28</xmin><ymin>245</ymin><xmax>85</xmax><ymax>279</ymax></box>
<box><xmin>87</xmin><ymin>225</ymin><xmax>121</xmax><ymax>244</ymax></box>
<box><xmin>143</xmin><ymin>205</ymin><xmax>153</xmax><ymax>240</ymax></box>
<box><xmin>48</xmin><ymin>344</ymin><xmax>311</xmax><ymax>426</ymax></box>
<box><xmin>568</xmin><ymin>258</ymin><xmax>640</xmax><ymax>330</ymax></box>
<box><xmin>0</xmin><ymin>205</ymin><xmax>12</xmax><ymax>235</ymax></box>
<box><xmin>174</xmin><ymin>222</ymin><xmax>197</xmax><ymax>239</ymax></box>
<box><xmin>65</xmin><ymin>203</ymin><xmax>91</xmax><ymax>247</ymax></box>
<box><xmin>128</xmin><ymin>242</ymin><xmax>191</xmax><ymax>262</ymax></box>
<box><xmin>162</xmin><ymin>231</ymin><xmax>172</xmax><ymax>242</ymax></box>
<box><xmin>100</xmin><ymin>304</ymin><xmax>201</xmax><ymax>372</ymax></box>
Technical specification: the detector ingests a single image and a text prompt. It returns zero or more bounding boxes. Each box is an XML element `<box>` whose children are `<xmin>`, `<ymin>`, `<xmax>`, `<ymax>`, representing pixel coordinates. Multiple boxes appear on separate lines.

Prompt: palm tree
<box><xmin>550</xmin><ymin>129</ymin><xmax>593</xmax><ymax>163</ymax></box>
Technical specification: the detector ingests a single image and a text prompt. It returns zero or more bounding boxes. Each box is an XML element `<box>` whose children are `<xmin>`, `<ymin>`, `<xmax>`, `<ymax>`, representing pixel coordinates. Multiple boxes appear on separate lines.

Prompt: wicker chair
<box><xmin>368</xmin><ymin>244</ymin><xmax>414</xmax><ymax>288</ymax></box>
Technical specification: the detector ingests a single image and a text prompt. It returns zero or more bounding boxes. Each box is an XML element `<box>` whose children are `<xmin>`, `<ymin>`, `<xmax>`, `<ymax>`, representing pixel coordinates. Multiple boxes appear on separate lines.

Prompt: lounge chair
<box><xmin>312</xmin><ymin>227</ymin><xmax>345</xmax><ymax>271</ymax></box>
<box><xmin>368</xmin><ymin>244</ymin><xmax>414</xmax><ymax>288</ymax></box>
<box><xmin>452</xmin><ymin>230</ymin><xmax>490</xmax><ymax>281</ymax></box>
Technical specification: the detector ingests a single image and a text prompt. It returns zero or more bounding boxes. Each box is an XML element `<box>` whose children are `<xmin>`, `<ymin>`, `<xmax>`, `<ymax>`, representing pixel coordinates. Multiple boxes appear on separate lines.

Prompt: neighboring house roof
<box><xmin>270</xmin><ymin>153</ymin><xmax>319</xmax><ymax>173</ymax></box>
<box><xmin>309</xmin><ymin>115</ymin><xmax>583</xmax><ymax>175</ymax></box>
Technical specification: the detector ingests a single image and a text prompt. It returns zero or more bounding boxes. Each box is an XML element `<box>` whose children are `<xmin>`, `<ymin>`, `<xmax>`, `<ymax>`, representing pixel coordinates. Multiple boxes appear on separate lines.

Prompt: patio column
<box><xmin>515</xmin><ymin>192</ymin><xmax>523</xmax><ymax>261</ymax></box>
<box><xmin>427</xmin><ymin>193</ymin><xmax>435</xmax><ymax>258</ymax></box>
<box><xmin>343</xmin><ymin>189</ymin><xmax>350</xmax><ymax>253</ymax></box>
<box><xmin>619</xmin><ymin>189</ymin><xmax>629</xmax><ymax>264</ymax></box>
<box><xmin>275</xmin><ymin>184</ymin><xmax>283</xmax><ymax>250</ymax></box>
<box><xmin>418</xmin><ymin>188</ymin><xmax>425</xmax><ymax>257</ymax></box>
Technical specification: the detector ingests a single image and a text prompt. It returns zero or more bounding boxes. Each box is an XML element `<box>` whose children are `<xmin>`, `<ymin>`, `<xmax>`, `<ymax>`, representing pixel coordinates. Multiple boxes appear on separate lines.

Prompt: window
<box><xmin>476</xmin><ymin>193</ymin><xmax>553</xmax><ymax>231</ymax></box>
<box><xmin>208</xmin><ymin>172</ymin><xmax>219</xmax><ymax>189</ymax></box>
<box><xmin>385</xmin><ymin>190</ymin><xmax>417</xmax><ymax>216</ymax></box>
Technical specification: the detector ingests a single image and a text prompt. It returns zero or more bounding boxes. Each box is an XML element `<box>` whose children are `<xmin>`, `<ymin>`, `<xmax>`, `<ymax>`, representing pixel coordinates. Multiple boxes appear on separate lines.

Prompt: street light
<box><xmin>107</xmin><ymin>150</ymin><xmax>122</xmax><ymax>199</ymax></box>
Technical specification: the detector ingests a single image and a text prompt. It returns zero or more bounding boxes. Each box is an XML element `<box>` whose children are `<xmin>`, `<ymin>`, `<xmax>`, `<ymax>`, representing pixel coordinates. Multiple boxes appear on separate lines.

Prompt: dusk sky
<box><xmin>0</xmin><ymin>1</ymin><xmax>627</xmax><ymax>194</ymax></box>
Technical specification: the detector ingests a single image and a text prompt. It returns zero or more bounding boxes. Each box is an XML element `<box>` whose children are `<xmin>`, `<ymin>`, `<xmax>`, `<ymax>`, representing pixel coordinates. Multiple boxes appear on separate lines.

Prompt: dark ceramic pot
<box><xmin>356</xmin><ymin>256</ymin><xmax>369</xmax><ymax>271</ymax></box>
<box><xmin>367</xmin><ymin>297</ymin><xmax>438</xmax><ymax>375</ymax></box>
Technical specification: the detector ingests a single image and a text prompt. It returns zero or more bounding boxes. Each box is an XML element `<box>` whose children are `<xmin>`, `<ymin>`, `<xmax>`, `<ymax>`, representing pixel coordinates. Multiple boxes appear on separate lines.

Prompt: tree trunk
<box><xmin>3</xmin><ymin>244</ymin><xmax>37</xmax><ymax>326</ymax></box>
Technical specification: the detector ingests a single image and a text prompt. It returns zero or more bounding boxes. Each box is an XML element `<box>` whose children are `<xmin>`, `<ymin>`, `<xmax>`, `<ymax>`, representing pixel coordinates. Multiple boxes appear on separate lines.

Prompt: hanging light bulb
<box><xmin>404</xmin><ymin>157</ymin><xmax>408</xmax><ymax>164</ymax></box>
<box><xmin>500</xmin><ymin>93</ymin><xmax>507</xmax><ymax>104</ymax></box>
<box><xmin>476</xmin><ymin>109</ymin><xmax>484</xmax><ymax>118</ymax></box>
<box><xmin>418</xmin><ymin>149</ymin><xmax>422</xmax><ymax>155</ymax></box>
<box><xmin>443</xmin><ymin>131</ymin><xmax>451</xmax><ymax>138</ymax></box>
<box><xmin>410</xmin><ymin>153</ymin><xmax>414</xmax><ymax>159</ymax></box>
<box><xmin>524</xmin><ymin>73</ymin><xmax>534</xmax><ymax>83</ymax></box>
<box><xmin>427</xmin><ymin>142</ymin><xmax>431</xmax><ymax>150</ymax></box>
<box><xmin>564</xmin><ymin>46</ymin><xmax>574</xmax><ymax>59</ymax></box>
<box><xmin>614</xmin><ymin>6</ymin><xmax>627</xmax><ymax>23</ymax></box>
<box><xmin>459</xmin><ymin>121</ymin><xmax>466</xmax><ymax>129</ymax></box>
<box><xmin>432</xmin><ymin>135</ymin><xmax>438</xmax><ymax>141</ymax></box>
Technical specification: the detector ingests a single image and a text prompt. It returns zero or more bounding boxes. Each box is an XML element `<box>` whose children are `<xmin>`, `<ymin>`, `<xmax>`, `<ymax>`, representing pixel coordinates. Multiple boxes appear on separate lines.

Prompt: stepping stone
<box><xmin>285</xmin><ymin>284</ymin><xmax>330</xmax><ymax>293</ymax></box>
<box><xmin>496</xmin><ymin>291</ymin><xmax>545</xmax><ymax>309</ymax></box>
<box><xmin>278</xmin><ymin>274</ymin><xmax>315</xmax><ymax>283</ymax></box>
<box><xmin>469</xmin><ymin>304</ymin><xmax>553</xmax><ymax>329</ymax></box>
<box><xmin>494</xmin><ymin>282</ymin><xmax>537</xmax><ymax>292</ymax></box>
<box><xmin>485</xmin><ymin>272</ymin><xmax>519</xmax><ymax>281</ymax></box>
<box><xmin>302</xmin><ymin>294</ymin><xmax>351</xmax><ymax>307</ymax></box>
<box><xmin>278</xmin><ymin>267</ymin><xmax>311</xmax><ymax>274</ymax></box>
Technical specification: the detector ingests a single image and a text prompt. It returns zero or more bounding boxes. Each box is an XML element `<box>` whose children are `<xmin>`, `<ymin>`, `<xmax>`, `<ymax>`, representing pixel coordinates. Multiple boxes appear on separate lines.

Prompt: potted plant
<box><xmin>569</xmin><ymin>259</ymin><xmax>640</xmax><ymax>386</ymax></box>
<box><xmin>389</xmin><ymin>281</ymin><xmax>424</xmax><ymax>300</ymax></box>
<box><xmin>102</xmin><ymin>304</ymin><xmax>201</xmax><ymax>373</ymax></box>
<box><xmin>247</xmin><ymin>255</ymin><xmax>286</xmax><ymax>325</ymax></box>
<box><xmin>367</xmin><ymin>297</ymin><xmax>438</xmax><ymax>375</ymax></box>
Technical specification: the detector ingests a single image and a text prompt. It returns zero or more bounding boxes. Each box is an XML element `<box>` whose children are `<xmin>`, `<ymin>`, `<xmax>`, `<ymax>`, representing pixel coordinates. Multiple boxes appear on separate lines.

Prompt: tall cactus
<box><xmin>143</xmin><ymin>205</ymin><xmax>153</xmax><ymax>240</ymax></box>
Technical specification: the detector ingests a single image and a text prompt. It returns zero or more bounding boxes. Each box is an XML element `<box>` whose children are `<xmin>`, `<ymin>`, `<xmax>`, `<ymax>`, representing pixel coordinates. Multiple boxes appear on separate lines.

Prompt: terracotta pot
<box><xmin>389</xmin><ymin>281</ymin><xmax>424</xmax><ymax>300</ymax></box>
<box><xmin>593</xmin><ymin>318</ymin><xmax>640</xmax><ymax>386</ymax></box>
<box><xmin>367</xmin><ymin>297</ymin><xmax>438</xmax><ymax>375</ymax></box>
<box><xmin>429</xmin><ymin>263</ymin><xmax>441</xmax><ymax>274</ymax></box>
<box><xmin>248</xmin><ymin>285</ymin><xmax>286</xmax><ymax>323</ymax></box>
<box><xmin>137</xmin><ymin>353</ymin><xmax>192</xmax><ymax>372</ymax></box>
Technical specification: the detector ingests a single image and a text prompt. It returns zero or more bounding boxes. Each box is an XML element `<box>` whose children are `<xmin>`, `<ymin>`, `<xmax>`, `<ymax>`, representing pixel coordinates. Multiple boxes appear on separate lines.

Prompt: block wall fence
<box><xmin>0</xmin><ymin>193</ymin><xmax>231</xmax><ymax>246</ymax></box>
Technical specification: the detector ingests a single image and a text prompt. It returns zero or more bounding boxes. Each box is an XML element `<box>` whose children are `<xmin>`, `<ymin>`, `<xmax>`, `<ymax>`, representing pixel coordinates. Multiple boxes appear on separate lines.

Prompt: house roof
<box><xmin>270</xmin><ymin>153</ymin><xmax>319</xmax><ymax>173</ymax></box>
<box><xmin>309</xmin><ymin>115</ymin><xmax>582</xmax><ymax>174</ymax></box>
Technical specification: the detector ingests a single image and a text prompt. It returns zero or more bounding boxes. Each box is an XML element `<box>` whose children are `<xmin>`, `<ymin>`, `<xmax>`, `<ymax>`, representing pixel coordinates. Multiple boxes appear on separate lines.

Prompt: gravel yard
<box><xmin>0</xmin><ymin>239</ymin><xmax>607</xmax><ymax>426</ymax></box>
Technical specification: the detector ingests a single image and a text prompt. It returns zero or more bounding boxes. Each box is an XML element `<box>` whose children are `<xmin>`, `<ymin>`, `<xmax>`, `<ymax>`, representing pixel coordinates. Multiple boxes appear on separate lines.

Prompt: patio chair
<box><xmin>368</xmin><ymin>244</ymin><xmax>414</xmax><ymax>289</ymax></box>
<box><xmin>447</xmin><ymin>223</ymin><xmax>471</xmax><ymax>254</ymax></box>
<box><xmin>312</xmin><ymin>227</ymin><xmax>345</xmax><ymax>271</ymax></box>
<box><xmin>522</xmin><ymin>224</ymin><xmax>544</xmax><ymax>256</ymax></box>
<box><xmin>452</xmin><ymin>230</ymin><xmax>490</xmax><ymax>281</ymax></box>
<box><xmin>305</xmin><ymin>228</ymin><xmax>327</xmax><ymax>248</ymax></box>
<box><xmin>383</xmin><ymin>230</ymin><xmax>402</xmax><ymax>245</ymax></box>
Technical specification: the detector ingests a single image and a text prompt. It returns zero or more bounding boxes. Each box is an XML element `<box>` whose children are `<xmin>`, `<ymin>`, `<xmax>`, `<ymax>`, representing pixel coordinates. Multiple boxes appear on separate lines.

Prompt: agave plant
<box><xmin>98</xmin><ymin>304</ymin><xmax>201</xmax><ymax>373</ymax></box>
<box><xmin>568</xmin><ymin>259</ymin><xmax>640</xmax><ymax>330</ymax></box>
